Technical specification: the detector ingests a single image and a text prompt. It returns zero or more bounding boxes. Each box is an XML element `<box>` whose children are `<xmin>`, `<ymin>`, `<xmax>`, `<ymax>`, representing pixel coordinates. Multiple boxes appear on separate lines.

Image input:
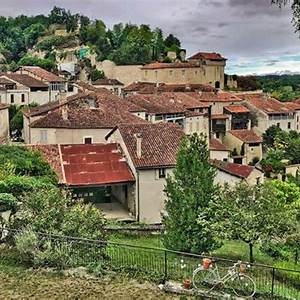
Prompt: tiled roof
<box><xmin>228</xmin><ymin>129</ymin><xmax>262</xmax><ymax>143</ymax></box>
<box><xmin>141</xmin><ymin>61</ymin><xmax>200</xmax><ymax>70</ymax></box>
<box><xmin>224</xmin><ymin>105</ymin><xmax>250</xmax><ymax>114</ymax></box>
<box><xmin>284</xmin><ymin>101</ymin><xmax>300</xmax><ymax>110</ymax></box>
<box><xmin>123</xmin><ymin>82</ymin><xmax>158</xmax><ymax>92</ymax></box>
<box><xmin>188</xmin><ymin>52</ymin><xmax>226</xmax><ymax>61</ymax></box>
<box><xmin>211</xmin><ymin>114</ymin><xmax>229</xmax><ymax>120</ymax></box>
<box><xmin>192</xmin><ymin>91</ymin><xmax>243</xmax><ymax>103</ymax></box>
<box><xmin>212</xmin><ymin>159</ymin><xmax>254</xmax><ymax>179</ymax></box>
<box><xmin>210</xmin><ymin>138</ymin><xmax>229</xmax><ymax>151</ymax></box>
<box><xmin>75</xmin><ymin>81</ymin><xmax>112</xmax><ymax>93</ymax></box>
<box><xmin>29</xmin><ymin>144</ymin><xmax>64</xmax><ymax>183</ymax></box>
<box><xmin>20</xmin><ymin>66</ymin><xmax>65</xmax><ymax>83</ymax></box>
<box><xmin>61</xmin><ymin>143</ymin><xmax>135</xmax><ymax>186</ymax></box>
<box><xmin>0</xmin><ymin>77</ymin><xmax>15</xmax><ymax>85</ymax></box>
<box><xmin>159</xmin><ymin>84</ymin><xmax>216</xmax><ymax>93</ymax></box>
<box><xmin>1</xmin><ymin>74</ymin><xmax>48</xmax><ymax>88</ymax></box>
<box><xmin>93</xmin><ymin>79</ymin><xmax>124</xmax><ymax>86</ymax></box>
<box><xmin>240</xmin><ymin>94</ymin><xmax>295</xmax><ymax>115</ymax></box>
<box><xmin>112</xmin><ymin>123</ymin><xmax>185</xmax><ymax>169</ymax></box>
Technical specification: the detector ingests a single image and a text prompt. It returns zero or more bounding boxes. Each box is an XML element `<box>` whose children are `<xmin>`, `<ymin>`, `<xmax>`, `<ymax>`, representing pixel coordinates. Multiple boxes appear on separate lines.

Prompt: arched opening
<box><xmin>215</xmin><ymin>81</ymin><xmax>220</xmax><ymax>89</ymax></box>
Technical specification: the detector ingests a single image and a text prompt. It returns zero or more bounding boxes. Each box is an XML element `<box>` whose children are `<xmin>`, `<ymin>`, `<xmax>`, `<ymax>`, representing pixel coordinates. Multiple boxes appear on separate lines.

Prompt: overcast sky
<box><xmin>1</xmin><ymin>0</ymin><xmax>300</xmax><ymax>75</ymax></box>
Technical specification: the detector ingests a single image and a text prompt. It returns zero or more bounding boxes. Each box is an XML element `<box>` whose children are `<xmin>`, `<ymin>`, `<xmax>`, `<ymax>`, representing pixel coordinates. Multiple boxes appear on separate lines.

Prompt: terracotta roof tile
<box><xmin>224</xmin><ymin>105</ymin><xmax>250</xmax><ymax>114</ymax></box>
<box><xmin>75</xmin><ymin>81</ymin><xmax>112</xmax><ymax>93</ymax></box>
<box><xmin>188</xmin><ymin>52</ymin><xmax>226</xmax><ymax>61</ymax></box>
<box><xmin>141</xmin><ymin>61</ymin><xmax>200</xmax><ymax>70</ymax></box>
<box><xmin>93</xmin><ymin>79</ymin><xmax>124</xmax><ymax>86</ymax></box>
<box><xmin>212</xmin><ymin>159</ymin><xmax>254</xmax><ymax>179</ymax></box>
<box><xmin>191</xmin><ymin>91</ymin><xmax>243</xmax><ymax>103</ymax></box>
<box><xmin>1</xmin><ymin>74</ymin><xmax>48</xmax><ymax>88</ymax></box>
<box><xmin>228</xmin><ymin>129</ymin><xmax>262</xmax><ymax>143</ymax></box>
<box><xmin>211</xmin><ymin>114</ymin><xmax>229</xmax><ymax>120</ymax></box>
<box><xmin>114</xmin><ymin>123</ymin><xmax>185</xmax><ymax>169</ymax></box>
<box><xmin>284</xmin><ymin>101</ymin><xmax>300</xmax><ymax>110</ymax></box>
<box><xmin>61</xmin><ymin>143</ymin><xmax>134</xmax><ymax>186</ymax></box>
<box><xmin>210</xmin><ymin>139</ymin><xmax>229</xmax><ymax>151</ymax></box>
<box><xmin>20</xmin><ymin>66</ymin><xmax>65</xmax><ymax>83</ymax></box>
<box><xmin>240</xmin><ymin>94</ymin><xmax>295</xmax><ymax>115</ymax></box>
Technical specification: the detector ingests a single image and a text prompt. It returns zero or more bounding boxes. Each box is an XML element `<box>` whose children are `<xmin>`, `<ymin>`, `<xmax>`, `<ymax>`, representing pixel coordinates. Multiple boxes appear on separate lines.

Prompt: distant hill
<box><xmin>0</xmin><ymin>6</ymin><xmax>182</xmax><ymax>71</ymax></box>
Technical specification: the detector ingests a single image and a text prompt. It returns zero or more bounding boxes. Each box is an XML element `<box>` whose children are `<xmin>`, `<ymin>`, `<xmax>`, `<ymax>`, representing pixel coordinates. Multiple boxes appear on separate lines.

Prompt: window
<box><xmin>256</xmin><ymin>177</ymin><xmax>260</xmax><ymax>185</ymax></box>
<box><xmin>288</xmin><ymin>122</ymin><xmax>291</xmax><ymax>129</ymax></box>
<box><xmin>10</xmin><ymin>94</ymin><xmax>14</xmax><ymax>104</ymax></box>
<box><xmin>297</xmin><ymin>116</ymin><xmax>299</xmax><ymax>122</ymax></box>
<box><xmin>21</xmin><ymin>94</ymin><xmax>25</xmax><ymax>103</ymax></box>
<box><xmin>169</xmin><ymin>70</ymin><xmax>173</xmax><ymax>76</ymax></box>
<box><xmin>181</xmin><ymin>70</ymin><xmax>186</xmax><ymax>76</ymax></box>
<box><xmin>248</xmin><ymin>142</ymin><xmax>260</xmax><ymax>147</ymax></box>
<box><xmin>84</xmin><ymin>137</ymin><xmax>92</xmax><ymax>144</ymax></box>
<box><xmin>277</xmin><ymin>123</ymin><xmax>280</xmax><ymax>128</ymax></box>
<box><xmin>40</xmin><ymin>130</ymin><xmax>48</xmax><ymax>143</ymax></box>
<box><xmin>158</xmin><ymin>168</ymin><xmax>166</xmax><ymax>178</ymax></box>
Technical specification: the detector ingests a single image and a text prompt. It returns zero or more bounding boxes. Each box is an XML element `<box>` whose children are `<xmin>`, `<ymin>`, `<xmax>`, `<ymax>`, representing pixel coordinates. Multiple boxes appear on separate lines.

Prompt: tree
<box><xmin>163</xmin><ymin>133</ymin><xmax>221</xmax><ymax>253</ymax></box>
<box><xmin>214</xmin><ymin>183</ymin><xmax>297</xmax><ymax>263</ymax></box>
<box><xmin>262</xmin><ymin>125</ymin><xmax>283</xmax><ymax>147</ymax></box>
<box><xmin>272</xmin><ymin>0</ymin><xmax>300</xmax><ymax>33</ymax></box>
<box><xmin>164</xmin><ymin>34</ymin><xmax>181</xmax><ymax>48</ymax></box>
<box><xmin>89</xmin><ymin>68</ymin><xmax>105</xmax><ymax>82</ymax></box>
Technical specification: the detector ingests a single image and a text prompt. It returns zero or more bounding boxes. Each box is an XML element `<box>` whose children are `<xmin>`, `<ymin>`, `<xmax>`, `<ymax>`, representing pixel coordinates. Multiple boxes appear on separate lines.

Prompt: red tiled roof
<box><xmin>240</xmin><ymin>94</ymin><xmax>295</xmax><ymax>115</ymax></box>
<box><xmin>159</xmin><ymin>84</ymin><xmax>216</xmax><ymax>93</ymax></box>
<box><xmin>1</xmin><ymin>74</ymin><xmax>48</xmax><ymax>88</ymax></box>
<box><xmin>110</xmin><ymin>123</ymin><xmax>185</xmax><ymax>169</ymax></box>
<box><xmin>188</xmin><ymin>52</ymin><xmax>226</xmax><ymax>61</ymax></box>
<box><xmin>211</xmin><ymin>114</ymin><xmax>229</xmax><ymax>120</ymax></box>
<box><xmin>20</xmin><ymin>66</ymin><xmax>65</xmax><ymax>83</ymax></box>
<box><xmin>75</xmin><ymin>81</ymin><xmax>112</xmax><ymax>93</ymax></box>
<box><xmin>191</xmin><ymin>91</ymin><xmax>243</xmax><ymax>103</ymax></box>
<box><xmin>212</xmin><ymin>159</ymin><xmax>254</xmax><ymax>179</ymax></box>
<box><xmin>228</xmin><ymin>129</ymin><xmax>262</xmax><ymax>143</ymax></box>
<box><xmin>224</xmin><ymin>105</ymin><xmax>250</xmax><ymax>114</ymax></box>
<box><xmin>93</xmin><ymin>79</ymin><xmax>124</xmax><ymax>86</ymax></box>
<box><xmin>29</xmin><ymin>144</ymin><xmax>64</xmax><ymax>183</ymax></box>
<box><xmin>284</xmin><ymin>101</ymin><xmax>300</xmax><ymax>110</ymax></box>
<box><xmin>141</xmin><ymin>61</ymin><xmax>200</xmax><ymax>70</ymax></box>
<box><xmin>210</xmin><ymin>139</ymin><xmax>229</xmax><ymax>151</ymax></box>
<box><xmin>61</xmin><ymin>143</ymin><xmax>135</xmax><ymax>186</ymax></box>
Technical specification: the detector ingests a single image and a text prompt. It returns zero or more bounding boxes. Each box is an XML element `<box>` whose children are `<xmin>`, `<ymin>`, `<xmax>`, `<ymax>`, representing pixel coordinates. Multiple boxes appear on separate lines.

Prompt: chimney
<box><xmin>59</xmin><ymin>90</ymin><xmax>67</xmax><ymax>103</ymax></box>
<box><xmin>135</xmin><ymin>133</ymin><xmax>142</xmax><ymax>159</ymax></box>
<box><xmin>61</xmin><ymin>105</ymin><xmax>68</xmax><ymax>121</ymax></box>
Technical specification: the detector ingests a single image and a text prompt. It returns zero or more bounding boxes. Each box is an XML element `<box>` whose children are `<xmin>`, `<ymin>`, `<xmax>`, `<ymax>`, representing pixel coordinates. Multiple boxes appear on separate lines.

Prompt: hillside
<box><xmin>0</xmin><ymin>6</ymin><xmax>182</xmax><ymax>72</ymax></box>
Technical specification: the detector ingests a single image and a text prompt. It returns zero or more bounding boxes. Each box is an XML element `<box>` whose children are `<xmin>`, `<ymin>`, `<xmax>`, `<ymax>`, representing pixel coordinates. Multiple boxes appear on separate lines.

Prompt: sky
<box><xmin>1</xmin><ymin>0</ymin><xmax>300</xmax><ymax>75</ymax></box>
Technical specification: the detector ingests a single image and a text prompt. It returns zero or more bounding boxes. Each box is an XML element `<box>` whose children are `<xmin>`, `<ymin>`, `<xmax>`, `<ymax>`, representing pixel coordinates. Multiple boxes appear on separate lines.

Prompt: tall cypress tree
<box><xmin>163</xmin><ymin>133</ymin><xmax>220</xmax><ymax>253</ymax></box>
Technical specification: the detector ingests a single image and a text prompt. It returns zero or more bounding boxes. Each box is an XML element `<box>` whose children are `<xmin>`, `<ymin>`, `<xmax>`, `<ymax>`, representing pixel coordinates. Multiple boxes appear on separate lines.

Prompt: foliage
<box><xmin>0</xmin><ymin>145</ymin><xmax>57</xmax><ymax>181</ymax></box>
<box><xmin>0</xmin><ymin>193</ymin><xmax>17</xmax><ymax>212</ymax></box>
<box><xmin>236</xmin><ymin>75</ymin><xmax>261</xmax><ymax>91</ymax></box>
<box><xmin>163</xmin><ymin>133</ymin><xmax>221</xmax><ymax>254</ymax></box>
<box><xmin>89</xmin><ymin>68</ymin><xmax>105</xmax><ymax>82</ymax></box>
<box><xmin>36</xmin><ymin>35</ymin><xmax>77</xmax><ymax>52</ymax></box>
<box><xmin>262</xmin><ymin>125</ymin><xmax>283</xmax><ymax>147</ymax></box>
<box><xmin>18</xmin><ymin>55</ymin><xmax>56</xmax><ymax>71</ymax></box>
<box><xmin>213</xmin><ymin>183</ymin><xmax>297</xmax><ymax>262</ymax></box>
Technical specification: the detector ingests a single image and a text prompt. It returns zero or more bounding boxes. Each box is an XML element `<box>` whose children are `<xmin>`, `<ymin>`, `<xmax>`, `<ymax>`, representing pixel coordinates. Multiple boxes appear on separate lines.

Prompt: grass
<box><xmin>0</xmin><ymin>247</ymin><xmax>177</xmax><ymax>300</ymax></box>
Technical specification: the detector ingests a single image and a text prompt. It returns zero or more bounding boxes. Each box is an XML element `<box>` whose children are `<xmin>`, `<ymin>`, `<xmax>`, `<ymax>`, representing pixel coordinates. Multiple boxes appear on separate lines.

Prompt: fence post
<box><xmin>271</xmin><ymin>267</ymin><xmax>275</xmax><ymax>299</ymax></box>
<box><xmin>164</xmin><ymin>250</ymin><xmax>168</xmax><ymax>282</ymax></box>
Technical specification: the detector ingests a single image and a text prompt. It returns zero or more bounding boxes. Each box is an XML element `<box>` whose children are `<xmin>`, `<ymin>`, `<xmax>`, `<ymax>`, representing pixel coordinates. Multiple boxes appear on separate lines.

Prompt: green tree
<box><xmin>214</xmin><ymin>183</ymin><xmax>297</xmax><ymax>263</ymax></box>
<box><xmin>163</xmin><ymin>133</ymin><xmax>220</xmax><ymax>253</ymax></box>
<box><xmin>89</xmin><ymin>68</ymin><xmax>105</xmax><ymax>82</ymax></box>
<box><xmin>263</xmin><ymin>125</ymin><xmax>283</xmax><ymax>147</ymax></box>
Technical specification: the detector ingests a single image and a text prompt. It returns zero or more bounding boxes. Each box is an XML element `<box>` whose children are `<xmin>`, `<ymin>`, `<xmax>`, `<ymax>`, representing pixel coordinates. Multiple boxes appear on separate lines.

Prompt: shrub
<box><xmin>0</xmin><ymin>193</ymin><xmax>17</xmax><ymax>212</ymax></box>
<box><xmin>15</xmin><ymin>228</ymin><xmax>38</xmax><ymax>262</ymax></box>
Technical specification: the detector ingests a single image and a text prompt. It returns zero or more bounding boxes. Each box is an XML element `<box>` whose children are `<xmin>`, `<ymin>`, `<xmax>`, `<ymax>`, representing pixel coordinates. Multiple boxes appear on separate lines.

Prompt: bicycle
<box><xmin>192</xmin><ymin>259</ymin><xmax>256</xmax><ymax>298</ymax></box>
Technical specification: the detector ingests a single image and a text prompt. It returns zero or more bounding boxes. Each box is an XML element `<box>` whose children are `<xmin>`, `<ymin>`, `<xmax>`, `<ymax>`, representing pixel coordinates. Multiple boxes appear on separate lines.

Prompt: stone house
<box><xmin>106</xmin><ymin>122</ymin><xmax>185</xmax><ymax>223</ymax></box>
<box><xmin>0</xmin><ymin>104</ymin><xmax>9</xmax><ymax>142</ymax></box>
<box><xmin>239</xmin><ymin>93</ymin><xmax>296</xmax><ymax>135</ymax></box>
<box><xmin>92</xmin><ymin>79</ymin><xmax>124</xmax><ymax>96</ymax></box>
<box><xmin>212</xmin><ymin>159</ymin><xmax>264</xmax><ymax>186</ymax></box>
<box><xmin>0</xmin><ymin>74</ymin><xmax>49</xmax><ymax>106</ymax></box>
<box><xmin>223</xmin><ymin>129</ymin><xmax>263</xmax><ymax>165</ymax></box>
<box><xmin>17</xmin><ymin>66</ymin><xmax>67</xmax><ymax>102</ymax></box>
<box><xmin>209</xmin><ymin>138</ymin><xmax>230</xmax><ymax>161</ymax></box>
<box><xmin>23</xmin><ymin>92</ymin><xmax>147</xmax><ymax>144</ymax></box>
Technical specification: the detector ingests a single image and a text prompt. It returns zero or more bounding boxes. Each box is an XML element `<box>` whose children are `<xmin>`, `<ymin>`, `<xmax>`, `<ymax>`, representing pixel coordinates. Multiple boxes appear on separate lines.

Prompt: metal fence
<box><xmin>6</xmin><ymin>230</ymin><xmax>300</xmax><ymax>300</ymax></box>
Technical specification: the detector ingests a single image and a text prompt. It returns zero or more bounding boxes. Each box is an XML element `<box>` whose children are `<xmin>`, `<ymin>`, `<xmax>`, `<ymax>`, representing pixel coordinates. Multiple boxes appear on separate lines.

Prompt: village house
<box><xmin>239</xmin><ymin>93</ymin><xmax>297</xmax><ymax>135</ymax></box>
<box><xmin>212</xmin><ymin>159</ymin><xmax>264</xmax><ymax>186</ymax></box>
<box><xmin>223</xmin><ymin>129</ymin><xmax>263</xmax><ymax>165</ymax></box>
<box><xmin>0</xmin><ymin>103</ymin><xmax>9</xmax><ymax>142</ymax></box>
<box><xmin>209</xmin><ymin>138</ymin><xmax>230</xmax><ymax>161</ymax></box>
<box><xmin>0</xmin><ymin>74</ymin><xmax>49</xmax><ymax>106</ymax></box>
<box><xmin>23</xmin><ymin>91</ymin><xmax>147</xmax><ymax>145</ymax></box>
<box><xmin>92</xmin><ymin>79</ymin><xmax>124</xmax><ymax>96</ymax></box>
<box><xmin>106</xmin><ymin>122</ymin><xmax>185</xmax><ymax>223</ymax></box>
<box><xmin>17</xmin><ymin>66</ymin><xmax>67</xmax><ymax>101</ymax></box>
<box><xmin>125</xmin><ymin>92</ymin><xmax>210</xmax><ymax>137</ymax></box>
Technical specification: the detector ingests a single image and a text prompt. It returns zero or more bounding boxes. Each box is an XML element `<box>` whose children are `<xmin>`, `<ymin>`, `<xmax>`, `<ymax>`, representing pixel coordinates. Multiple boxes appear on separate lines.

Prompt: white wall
<box><xmin>0</xmin><ymin>108</ymin><xmax>9</xmax><ymax>140</ymax></box>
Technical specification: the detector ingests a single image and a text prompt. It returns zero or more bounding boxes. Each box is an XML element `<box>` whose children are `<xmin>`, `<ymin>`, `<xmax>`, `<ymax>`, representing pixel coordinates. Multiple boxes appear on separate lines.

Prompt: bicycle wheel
<box><xmin>192</xmin><ymin>267</ymin><xmax>215</xmax><ymax>290</ymax></box>
<box><xmin>231</xmin><ymin>274</ymin><xmax>256</xmax><ymax>298</ymax></box>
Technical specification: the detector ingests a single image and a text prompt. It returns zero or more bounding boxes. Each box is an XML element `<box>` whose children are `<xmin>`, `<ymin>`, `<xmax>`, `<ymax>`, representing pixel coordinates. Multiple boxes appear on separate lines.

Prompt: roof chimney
<box><xmin>134</xmin><ymin>133</ymin><xmax>142</xmax><ymax>159</ymax></box>
<box><xmin>59</xmin><ymin>90</ymin><xmax>67</xmax><ymax>103</ymax></box>
<box><xmin>61</xmin><ymin>105</ymin><xmax>68</xmax><ymax>121</ymax></box>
